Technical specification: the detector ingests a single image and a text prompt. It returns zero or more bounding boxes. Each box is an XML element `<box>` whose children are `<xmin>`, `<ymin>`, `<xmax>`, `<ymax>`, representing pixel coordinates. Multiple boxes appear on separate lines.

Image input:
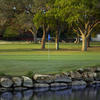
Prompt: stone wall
<box><xmin>0</xmin><ymin>67</ymin><xmax>100</xmax><ymax>92</ymax></box>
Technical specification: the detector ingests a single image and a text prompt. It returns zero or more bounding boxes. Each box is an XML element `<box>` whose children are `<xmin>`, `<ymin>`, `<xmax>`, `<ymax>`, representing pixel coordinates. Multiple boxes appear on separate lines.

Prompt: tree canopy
<box><xmin>0</xmin><ymin>0</ymin><xmax>100</xmax><ymax>51</ymax></box>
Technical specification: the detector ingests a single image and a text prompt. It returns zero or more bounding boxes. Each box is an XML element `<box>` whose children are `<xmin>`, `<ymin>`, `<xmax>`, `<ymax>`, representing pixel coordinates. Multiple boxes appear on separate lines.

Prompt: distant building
<box><xmin>92</xmin><ymin>34</ymin><xmax>100</xmax><ymax>42</ymax></box>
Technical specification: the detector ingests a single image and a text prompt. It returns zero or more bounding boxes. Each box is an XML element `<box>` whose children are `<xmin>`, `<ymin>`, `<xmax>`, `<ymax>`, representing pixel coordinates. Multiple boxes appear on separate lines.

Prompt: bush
<box><xmin>3</xmin><ymin>26</ymin><xmax>19</xmax><ymax>39</ymax></box>
<box><xmin>26</xmin><ymin>71</ymin><xmax>34</xmax><ymax>78</ymax></box>
<box><xmin>0</xmin><ymin>72</ymin><xmax>6</xmax><ymax>76</ymax></box>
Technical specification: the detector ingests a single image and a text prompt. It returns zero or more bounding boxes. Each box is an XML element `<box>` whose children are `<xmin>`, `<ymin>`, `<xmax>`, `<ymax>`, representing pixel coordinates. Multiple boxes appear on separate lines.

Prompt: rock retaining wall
<box><xmin>0</xmin><ymin>67</ymin><xmax>100</xmax><ymax>92</ymax></box>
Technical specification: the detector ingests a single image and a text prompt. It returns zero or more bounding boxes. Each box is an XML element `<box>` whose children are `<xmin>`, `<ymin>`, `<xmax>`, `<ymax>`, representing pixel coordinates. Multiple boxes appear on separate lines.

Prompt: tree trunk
<box><xmin>82</xmin><ymin>35</ymin><xmax>87</xmax><ymax>51</ymax></box>
<box><xmin>34</xmin><ymin>33</ymin><xmax>37</xmax><ymax>43</ymax></box>
<box><xmin>41</xmin><ymin>25</ymin><xmax>46</xmax><ymax>49</ymax></box>
<box><xmin>28</xmin><ymin>29</ymin><xmax>37</xmax><ymax>43</ymax></box>
<box><xmin>75</xmin><ymin>34</ymin><xmax>80</xmax><ymax>44</ymax></box>
<box><xmin>55</xmin><ymin>30</ymin><xmax>59</xmax><ymax>50</ymax></box>
<box><xmin>87</xmin><ymin>38</ymin><xmax>90</xmax><ymax>47</ymax></box>
<box><xmin>87</xmin><ymin>35</ymin><xmax>91</xmax><ymax>47</ymax></box>
<box><xmin>76</xmin><ymin>38</ymin><xmax>80</xmax><ymax>44</ymax></box>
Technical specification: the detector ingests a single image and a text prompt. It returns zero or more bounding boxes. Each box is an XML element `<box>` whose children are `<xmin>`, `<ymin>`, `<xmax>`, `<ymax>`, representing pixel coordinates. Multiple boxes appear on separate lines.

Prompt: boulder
<box><xmin>54</xmin><ymin>74</ymin><xmax>72</xmax><ymax>83</ymax></box>
<box><xmin>33</xmin><ymin>74</ymin><xmax>53</xmax><ymax>83</ymax></box>
<box><xmin>84</xmin><ymin>67</ymin><xmax>97</xmax><ymax>72</ymax></box>
<box><xmin>34</xmin><ymin>85</ymin><xmax>49</xmax><ymax>92</ymax></box>
<box><xmin>77</xmin><ymin>68</ymin><xmax>84</xmax><ymax>74</ymax></box>
<box><xmin>50</xmin><ymin>83</ymin><xmax>68</xmax><ymax>90</ymax></box>
<box><xmin>95</xmin><ymin>73</ymin><xmax>100</xmax><ymax>81</ymax></box>
<box><xmin>72</xmin><ymin>80</ymin><xmax>87</xmax><ymax>86</ymax></box>
<box><xmin>34</xmin><ymin>83</ymin><xmax>49</xmax><ymax>88</ymax></box>
<box><xmin>22</xmin><ymin>76</ymin><xmax>33</xmax><ymax>88</ymax></box>
<box><xmin>95</xmin><ymin>67</ymin><xmax>100</xmax><ymax>72</ymax></box>
<box><xmin>72</xmin><ymin>85</ymin><xmax>86</xmax><ymax>90</ymax></box>
<box><xmin>12</xmin><ymin>77</ymin><xmax>22</xmax><ymax>87</ymax></box>
<box><xmin>69</xmin><ymin>71</ymin><xmax>82</xmax><ymax>80</ymax></box>
<box><xmin>0</xmin><ymin>77</ymin><xmax>13</xmax><ymax>88</ymax></box>
<box><xmin>33</xmin><ymin>74</ymin><xmax>72</xmax><ymax>83</ymax></box>
<box><xmin>84</xmin><ymin>68</ymin><xmax>93</xmax><ymax>72</ymax></box>
<box><xmin>82</xmin><ymin>72</ymin><xmax>96</xmax><ymax>82</ymax></box>
<box><xmin>50</xmin><ymin>83</ymin><xmax>68</xmax><ymax>87</ymax></box>
<box><xmin>90</xmin><ymin>81</ymin><xmax>100</xmax><ymax>86</ymax></box>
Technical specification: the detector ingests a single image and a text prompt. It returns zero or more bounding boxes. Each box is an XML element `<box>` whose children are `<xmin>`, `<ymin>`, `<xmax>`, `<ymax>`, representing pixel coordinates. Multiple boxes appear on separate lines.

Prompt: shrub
<box><xmin>0</xmin><ymin>72</ymin><xmax>6</xmax><ymax>76</ymax></box>
<box><xmin>26</xmin><ymin>71</ymin><xmax>34</xmax><ymax>78</ymax></box>
<box><xmin>3</xmin><ymin>26</ymin><xmax>19</xmax><ymax>39</ymax></box>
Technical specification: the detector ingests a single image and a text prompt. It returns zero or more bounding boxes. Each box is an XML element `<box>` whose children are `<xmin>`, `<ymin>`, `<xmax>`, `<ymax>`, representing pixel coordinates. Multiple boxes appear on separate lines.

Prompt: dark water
<box><xmin>0</xmin><ymin>87</ymin><xmax>100</xmax><ymax>100</ymax></box>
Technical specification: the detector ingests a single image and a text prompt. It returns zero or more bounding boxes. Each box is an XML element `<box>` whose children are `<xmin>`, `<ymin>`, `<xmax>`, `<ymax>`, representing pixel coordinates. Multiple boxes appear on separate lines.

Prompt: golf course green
<box><xmin>0</xmin><ymin>41</ymin><xmax>100</xmax><ymax>75</ymax></box>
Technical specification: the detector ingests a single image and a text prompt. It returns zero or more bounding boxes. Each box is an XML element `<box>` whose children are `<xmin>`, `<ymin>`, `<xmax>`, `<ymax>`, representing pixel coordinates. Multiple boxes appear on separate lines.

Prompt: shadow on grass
<box><xmin>0</xmin><ymin>46</ymin><xmax>100</xmax><ymax>53</ymax></box>
<box><xmin>0</xmin><ymin>48</ymin><xmax>81</xmax><ymax>52</ymax></box>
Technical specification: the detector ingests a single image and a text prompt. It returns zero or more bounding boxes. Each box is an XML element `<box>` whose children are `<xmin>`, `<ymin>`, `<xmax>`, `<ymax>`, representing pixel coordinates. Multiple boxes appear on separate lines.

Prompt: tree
<box><xmin>13</xmin><ymin>0</ymin><xmax>40</xmax><ymax>43</ymax></box>
<box><xmin>46</xmin><ymin>8</ymin><xmax>64</xmax><ymax>50</ymax></box>
<box><xmin>14</xmin><ymin>0</ymin><xmax>54</xmax><ymax>48</ymax></box>
<box><xmin>33</xmin><ymin>11</ymin><xmax>48</xmax><ymax>49</ymax></box>
<box><xmin>55</xmin><ymin>0</ymin><xmax>100</xmax><ymax>51</ymax></box>
<box><xmin>33</xmin><ymin>0</ymin><xmax>55</xmax><ymax>49</ymax></box>
<box><xmin>0</xmin><ymin>0</ymin><xmax>41</xmax><ymax>43</ymax></box>
<box><xmin>15</xmin><ymin>12</ymin><xmax>37</xmax><ymax>43</ymax></box>
<box><xmin>3</xmin><ymin>26</ymin><xmax>19</xmax><ymax>40</ymax></box>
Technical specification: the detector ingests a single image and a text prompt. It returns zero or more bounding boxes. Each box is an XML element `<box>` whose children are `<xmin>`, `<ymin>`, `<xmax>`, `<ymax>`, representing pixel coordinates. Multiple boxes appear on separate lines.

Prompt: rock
<box><xmin>34</xmin><ymin>83</ymin><xmax>49</xmax><ymax>92</ymax></box>
<box><xmin>34</xmin><ymin>83</ymin><xmax>49</xmax><ymax>88</ymax></box>
<box><xmin>77</xmin><ymin>68</ymin><xmax>84</xmax><ymax>74</ymax></box>
<box><xmin>72</xmin><ymin>80</ymin><xmax>87</xmax><ymax>86</ymax></box>
<box><xmin>84</xmin><ymin>68</ymin><xmax>92</xmax><ymax>72</ymax></box>
<box><xmin>95</xmin><ymin>73</ymin><xmax>100</xmax><ymax>81</ymax></box>
<box><xmin>95</xmin><ymin>67</ymin><xmax>100</xmax><ymax>72</ymax></box>
<box><xmin>0</xmin><ymin>77</ymin><xmax>13</xmax><ymax>88</ymax></box>
<box><xmin>84</xmin><ymin>67</ymin><xmax>97</xmax><ymax>72</ymax></box>
<box><xmin>33</xmin><ymin>74</ymin><xmax>54</xmax><ymax>83</ymax></box>
<box><xmin>22</xmin><ymin>76</ymin><xmax>33</xmax><ymax>88</ymax></box>
<box><xmin>82</xmin><ymin>72</ymin><xmax>96</xmax><ymax>82</ymax></box>
<box><xmin>34</xmin><ymin>88</ymin><xmax>49</xmax><ymax>92</ymax></box>
<box><xmin>12</xmin><ymin>77</ymin><xmax>22</xmax><ymax>87</ymax></box>
<box><xmin>90</xmin><ymin>81</ymin><xmax>100</xmax><ymax>86</ymax></box>
<box><xmin>72</xmin><ymin>85</ymin><xmax>86</xmax><ymax>90</ymax></box>
<box><xmin>50</xmin><ymin>83</ymin><xmax>67</xmax><ymax>87</ymax></box>
<box><xmin>33</xmin><ymin>74</ymin><xmax>72</xmax><ymax>83</ymax></box>
<box><xmin>69</xmin><ymin>71</ymin><xmax>82</xmax><ymax>80</ymax></box>
<box><xmin>50</xmin><ymin>83</ymin><xmax>68</xmax><ymax>90</ymax></box>
<box><xmin>54</xmin><ymin>74</ymin><xmax>72</xmax><ymax>83</ymax></box>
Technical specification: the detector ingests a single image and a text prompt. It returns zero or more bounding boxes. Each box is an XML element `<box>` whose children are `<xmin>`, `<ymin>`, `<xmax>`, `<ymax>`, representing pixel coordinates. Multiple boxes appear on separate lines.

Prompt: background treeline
<box><xmin>0</xmin><ymin>0</ymin><xmax>100</xmax><ymax>51</ymax></box>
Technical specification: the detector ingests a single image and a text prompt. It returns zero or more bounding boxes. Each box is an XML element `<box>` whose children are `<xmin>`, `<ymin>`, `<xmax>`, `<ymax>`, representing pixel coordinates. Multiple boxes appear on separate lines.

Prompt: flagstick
<box><xmin>48</xmin><ymin>38</ymin><xmax>50</xmax><ymax>61</ymax></box>
<box><xmin>48</xmin><ymin>34</ymin><xmax>50</xmax><ymax>61</ymax></box>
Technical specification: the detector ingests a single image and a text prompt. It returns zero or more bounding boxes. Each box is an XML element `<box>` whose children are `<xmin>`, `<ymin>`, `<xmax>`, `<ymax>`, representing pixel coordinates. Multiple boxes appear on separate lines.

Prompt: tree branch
<box><xmin>86</xmin><ymin>20</ymin><xmax>100</xmax><ymax>38</ymax></box>
<box><xmin>73</xmin><ymin>28</ymin><xmax>81</xmax><ymax>37</ymax></box>
<box><xmin>28</xmin><ymin>28</ymin><xmax>35</xmax><ymax>35</ymax></box>
<box><xmin>78</xmin><ymin>27</ymin><xmax>84</xmax><ymax>36</ymax></box>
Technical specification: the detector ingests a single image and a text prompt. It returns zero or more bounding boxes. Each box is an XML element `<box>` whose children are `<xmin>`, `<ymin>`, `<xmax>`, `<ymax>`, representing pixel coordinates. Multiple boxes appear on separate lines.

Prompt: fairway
<box><xmin>0</xmin><ymin>41</ymin><xmax>100</xmax><ymax>75</ymax></box>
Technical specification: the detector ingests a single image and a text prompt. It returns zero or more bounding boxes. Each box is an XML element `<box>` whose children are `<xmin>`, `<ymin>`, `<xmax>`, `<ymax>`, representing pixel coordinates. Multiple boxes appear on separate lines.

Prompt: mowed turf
<box><xmin>0</xmin><ymin>41</ymin><xmax>100</xmax><ymax>75</ymax></box>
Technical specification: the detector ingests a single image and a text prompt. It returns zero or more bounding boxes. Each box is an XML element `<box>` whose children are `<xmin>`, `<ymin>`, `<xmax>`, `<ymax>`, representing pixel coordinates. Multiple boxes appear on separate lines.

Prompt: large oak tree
<box><xmin>55</xmin><ymin>0</ymin><xmax>100</xmax><ymax>51</ymax></box>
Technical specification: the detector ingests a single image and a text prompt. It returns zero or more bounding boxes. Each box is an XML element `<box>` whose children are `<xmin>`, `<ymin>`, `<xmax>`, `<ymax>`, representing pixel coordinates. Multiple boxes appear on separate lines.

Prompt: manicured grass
<box><xmin>0</xmin><ymin>41</ymin><xmax>100</xmax><ymax>75</ymax></box>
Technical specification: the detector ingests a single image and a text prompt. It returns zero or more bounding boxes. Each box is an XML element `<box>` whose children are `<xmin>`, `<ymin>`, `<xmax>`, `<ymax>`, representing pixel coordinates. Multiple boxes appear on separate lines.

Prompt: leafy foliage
<box><xmin>3</xmin><ymin>26</ymin><xmax>19</xmax><ymax>38</ymax></box>
<box><xmin>0</xmin><ymin>0</ymin><xmax>100</xmax><ymax>51</ymax></box>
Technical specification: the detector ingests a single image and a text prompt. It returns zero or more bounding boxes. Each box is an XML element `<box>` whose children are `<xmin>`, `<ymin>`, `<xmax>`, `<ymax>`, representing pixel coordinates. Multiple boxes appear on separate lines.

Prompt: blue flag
<box><xmin>48</xmin><ymin>34</ymin><xmax>51</xmax><ymax>40</ymax></box>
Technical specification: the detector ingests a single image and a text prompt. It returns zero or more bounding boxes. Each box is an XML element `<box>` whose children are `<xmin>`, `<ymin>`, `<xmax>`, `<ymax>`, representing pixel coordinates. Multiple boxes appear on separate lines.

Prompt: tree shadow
<box><xmin>0</xmin><ymin>48</ymin><xmax>81</xmax><ymax>52</ymax></box>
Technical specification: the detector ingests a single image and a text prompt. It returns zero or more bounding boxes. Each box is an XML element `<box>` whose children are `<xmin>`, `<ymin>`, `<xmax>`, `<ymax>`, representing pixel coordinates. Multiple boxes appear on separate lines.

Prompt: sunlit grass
<box><xmin>0</xmin><ymin>41</ymin><xmax>100</xmax><ymax>75</ymax></box>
